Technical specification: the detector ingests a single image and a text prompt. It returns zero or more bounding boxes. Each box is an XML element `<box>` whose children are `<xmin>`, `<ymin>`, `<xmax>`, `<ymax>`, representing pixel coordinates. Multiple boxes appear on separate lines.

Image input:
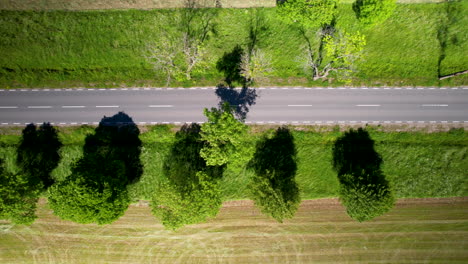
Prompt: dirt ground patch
<box><xmin>1</xmin><ymin>197</ymin><xmax>467</xmax><ymax>263</ymax></box>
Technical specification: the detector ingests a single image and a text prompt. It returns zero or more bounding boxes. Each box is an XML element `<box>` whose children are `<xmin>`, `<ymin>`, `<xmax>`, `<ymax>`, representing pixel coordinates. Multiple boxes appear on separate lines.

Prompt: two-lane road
<box><xmin>0</xmin><ymin>87</ymin><xmax>467</xmax><ymax>125</ymax></box>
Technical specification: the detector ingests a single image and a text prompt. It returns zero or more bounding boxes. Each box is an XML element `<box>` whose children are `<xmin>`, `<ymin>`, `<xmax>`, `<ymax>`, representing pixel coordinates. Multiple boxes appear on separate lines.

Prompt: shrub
<box><xmin>339</xmin><ymin>174</ymin><xmax>395</xmax><ymax>222</ymax></box>
<box><xmin>249</xmin><ymin>127</ymin><xmax>301</xmax><ymax>222</ymax></box>
<box><xmin>353</xmin><ymin>0</ymin><xmax>396</xmax><ymax>26</ymax></box>
<box><xmin>151</xmin><ymin>171</ymin><xmax>222</xmax><ymax>230</ymax></box>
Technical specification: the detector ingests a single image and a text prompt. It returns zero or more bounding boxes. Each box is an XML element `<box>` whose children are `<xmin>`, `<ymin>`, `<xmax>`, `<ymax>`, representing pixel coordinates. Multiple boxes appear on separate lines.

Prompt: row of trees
<box><xmin>0</xmin><ymin>106</ymin><xmax>395</xmax><ymax>229</ymax></box>
<box><xmin>146</xmin><ymin>0</ymin><xmax>396</xmax><ymax>85</ymax></box>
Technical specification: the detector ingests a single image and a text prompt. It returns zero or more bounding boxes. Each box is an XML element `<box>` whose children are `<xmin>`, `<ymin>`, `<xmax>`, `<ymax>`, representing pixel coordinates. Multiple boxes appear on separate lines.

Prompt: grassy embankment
<box><xmin>0</xmin><ymin>1</ymin><xmax>466</xmax><ymax>88</ymax></box>
<box><xmin>0</xmin><ymin>125</ymin><xmax>466</xmax><ymax>201</ymax></box>
<box><xmin>0</xmin><ymin>197</ymin><xmax>467</xmax><ymax>263</ymax></box>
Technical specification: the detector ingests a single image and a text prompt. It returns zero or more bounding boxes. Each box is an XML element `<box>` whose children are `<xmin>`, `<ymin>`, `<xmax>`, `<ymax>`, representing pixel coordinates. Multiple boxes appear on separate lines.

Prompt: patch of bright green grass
<box><xmin>0</xmin><ymin>2</ymin><xmax>466</xmax><ymax>88</ymax></box>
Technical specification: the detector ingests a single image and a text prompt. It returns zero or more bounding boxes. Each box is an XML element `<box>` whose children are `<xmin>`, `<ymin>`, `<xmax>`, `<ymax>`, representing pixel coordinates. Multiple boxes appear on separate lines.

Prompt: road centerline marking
<box><xmin>288</xmin><ymin>104</ymin><xmax>313</xmax><ymax>107</ymax></box>
<box><xmin>421</xmin><ymin>104</ymin><xmax>448</xmax><ymax>107</ymax></box>
<box><xmin>96</xmin><ymin>105</ymin><xmax>119</xmax><ymax>108</ymax></box>
<box><xmin>0</xmin><ymin>106</ymin><xmax>18</xmax><ymax>109</ymax></box>
<box><xmin>62</xmin><ymin>106</ymin><xmax>85</xmax><ymax>108</ymax></box>
<box><xmin>356</xmin><ymin>104</ymin><xmax>381</xmax><ymax>107</ymax></box>
<box><xmin>28</xmin><ymin>106</ymin><xmax>52</xmax><ymax>109</ymax></box>
<box><xmin>149</xmin><ymin>105</ymin><xmax>173</xmax><ymax>108</ymax></box>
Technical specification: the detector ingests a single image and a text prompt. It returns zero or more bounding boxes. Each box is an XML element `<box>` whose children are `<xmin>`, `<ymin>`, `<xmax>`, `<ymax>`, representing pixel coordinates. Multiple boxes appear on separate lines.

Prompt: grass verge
<box><xmin>0</xmin><ymin>125</ymin><xmax>466</xmax><ymax>201</ymax></box>
<box><xmin>0</xmin><ymin>2</ymin><xmax>466</xmax><ymax>88</ymax></box>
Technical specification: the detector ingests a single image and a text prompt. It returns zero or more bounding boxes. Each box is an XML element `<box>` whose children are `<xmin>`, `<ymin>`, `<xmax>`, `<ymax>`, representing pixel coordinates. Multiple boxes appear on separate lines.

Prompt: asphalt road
<box><xmin>0</xmin><ymin>87</ymin><xmax>467</xmax><ymax>125</ymax></box>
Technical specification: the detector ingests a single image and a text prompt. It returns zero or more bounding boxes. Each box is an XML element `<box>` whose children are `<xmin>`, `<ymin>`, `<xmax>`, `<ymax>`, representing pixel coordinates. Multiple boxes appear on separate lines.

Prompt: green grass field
<box><xmin>1</xmin><ymin>125</ymin><xmax>467</xmax><ymax>201</ymax></box>
<box><xmin>0</xmin><ymin>2</ymin><xmax>466</xmax><ymax>88</ymax></box>
<box><xmin>0</xmin><ymin>197</ymin><xmax>466</xmax><ymax>263</ymax></box>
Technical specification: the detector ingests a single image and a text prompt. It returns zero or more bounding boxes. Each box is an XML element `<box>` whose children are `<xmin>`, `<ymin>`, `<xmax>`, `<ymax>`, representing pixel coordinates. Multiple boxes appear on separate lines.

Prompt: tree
<box><xmin>151</xmin><ymin>171</ymin><xmax>221</xmax><ymax>230</ymax></box>
<box><xmin>277</xmin><ymin>0</ymin><xmax>337</xmax><ymax>29</ymax></box>
<box><xmin>353</xmin><ymin>0</ymin><xmax>396</xmax><ymax>26</ymax></box>
<box><xmin>200</xmin><ymin>102</ymin><xmax>251</xmax><ymax>167</ymax></box>
<box><xmin>17</xmin><ymin>123</ymin><xmax>62</xmax><ymax>189</ymax></box>
<box><xmin>332</xmin><ymin>128</ymin><xmax>394</xmax><ymax>221</ymax></box>
<box><xmin>240</xmin><ymin>48</ymin><xmax>274</xmax><ymax>85</ymax></box>
<box><xmin>151</xmin><ymin>123</ymin><xmax>224</xmax><ymax>230</ymax></box>
<box><xmin>48</xmin><ymin>112</ymin><xmax>142</xmax><ymax>224</ymax></box>
<box><xmin>248</xmin><ymin>127</ymin><xmax>300</xmax><ymax>222</ymax></box>
<box><xmin>146</xmin><ymin>0</ymin><xmax>218</xmax><ymax>85</ymax></box>
<box><xmin>0</xmin><ymin>159</ymin><xmax>39</xmax><ymax>225</ymax></box>
<box><xmin>302</xmin><ymin>30</ymin><xmax>366</xmax><ymax>82</ymax></box>
<box><xmin>338</xmin><ymin>173</ymin><xmax>394</xmax><ymax>222</ymax></box>
<box><xmin>47</xmin><ymin>158</ymin><xmax>130</xmax><ymax>225</ymax></box>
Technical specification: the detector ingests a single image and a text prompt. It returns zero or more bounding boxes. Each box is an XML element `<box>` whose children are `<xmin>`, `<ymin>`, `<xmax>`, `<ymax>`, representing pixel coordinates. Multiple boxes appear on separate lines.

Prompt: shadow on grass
<box><xmin>17</xmin><ymin>122</ymin><xmax>62</xmax><ymax>189</ymax></box>
<box><xmin>84</xmin><ymin>112</ymin><xmax>143</xmax><ymax>184</ymax></box>
<box><xmin>248</xmin><ymin>127</ymin><xmax>300</xmax><ymax>222</ymax></box>
<box><xmin>216</xmin><ymin>45</ymin><xmax>244</xmax><ymax>87</ymax></box>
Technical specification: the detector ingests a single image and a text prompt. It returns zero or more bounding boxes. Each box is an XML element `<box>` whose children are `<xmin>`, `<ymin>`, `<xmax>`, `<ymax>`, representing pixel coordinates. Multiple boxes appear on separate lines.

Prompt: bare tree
<box><xmin>301</xmin><ymin>30</ymin><xmax>366</xmax><ymax>82</ymax></box>
<box><xmin>240</xmin><ymin>48</ymin><xmax>273</xmax><ymax>85</ymax></box>
<box><xmin>145</xmin><ymin>35</ymin><xmax>183</xmax><ymax>86</ymax></box>
<box><xmin>145</xmin><ymin>0</ymin><xmax>218</xmax><ymax>85</ymax></box>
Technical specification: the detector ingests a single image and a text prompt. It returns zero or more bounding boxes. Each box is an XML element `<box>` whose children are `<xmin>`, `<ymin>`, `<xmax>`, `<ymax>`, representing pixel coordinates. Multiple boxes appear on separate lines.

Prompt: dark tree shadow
<box><xmin>332</xmin><ymin>128</ymin><xmax>383</xmax><ymax>186</ymax></box>
<box><xmin>83</xmin><ymin>112</ymin><xmax>143</xmax><ymax>185</ymax></box>
<box><xmin>215</xmin><ymin>84</ymin><xmax>258</xmax><ymax>121</ymax></box>
<box><xmin>17</xmin><ymin>122</ymin><xmax>62</xmax><ymax>189</ymax></box>
<box><xmin>180</xmin><ymin>0</ymin><xmax>219</xmax><ymax>44</ymax></box>
<box><xmin>248</xmin><ymin>127</ymin><xmax>300</xmax><ymax>222</ymax></box>
<box><xmin>216</xmin><ymin>45</ymin><xmax>245</xmax><ymax>87</ymax></box>
<box><xmin>163</xmin><ymin>123</ymin><xmax>224</xmax><ymax>191</ymax></box>
<box><xmin>246</xmin><ymin>8</ymin><xmax>269</xmax><ymax>56</ymax></box>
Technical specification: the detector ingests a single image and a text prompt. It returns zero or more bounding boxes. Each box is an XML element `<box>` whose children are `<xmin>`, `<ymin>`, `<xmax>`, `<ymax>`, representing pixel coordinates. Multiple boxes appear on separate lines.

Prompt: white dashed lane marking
<box><xmin>28</xmin><ymin>106</ymin><xmax>52</xmax><ymax>109</ymax></box>
<box><xmin>148</xmin><ymin>105</ymin><xmax>173</xmax><ymax>108</ymax></box>
<box><xmin>62</xmin><ymin>106</ymin><xmax>85</xmax><ymax>108</ymax></box>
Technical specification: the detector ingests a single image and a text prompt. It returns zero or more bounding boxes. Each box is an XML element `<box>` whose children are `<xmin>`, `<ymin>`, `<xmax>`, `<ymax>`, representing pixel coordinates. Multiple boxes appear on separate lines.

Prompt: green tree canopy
<box><xmin>200</xmin><ymin>102</ymin><xmax>251</xmax><ymax>167</ymax></box>
<box><xmin>332</xmin><ymin>128</ymin><xmax>394</xmax><ymax>221</ymax></box>
<box><xmin>48</xmin><ymin>112</ymin><xmax>142</xmax><ymax>224</ymax></box>
<box><xmin>248</xmin><ymin>127</ymin><xmax>301</xmax><ymax>222</ymax></box>
<box><xmin>0</xmin><ymin>159</ymin><xmax>39</xmax><ymax>225</ymax></box>
<box><xmin>152</xmin><ymin>123</ymin><xmax>223</xmax><ymax>230</ymax></box>
<box><xmin>47</xmin><ymin>158</ymin><xmax>130</xmax><ymax>224</ymax></box>
<box><xmin>277</xmin><ymin>0</ymin><xmax>337</xmax><ymax>29</ymax></box>
<box><xmin>151</xmin><ymin>171</ymin><xmax>221</xmax><ymax>230</ymax></box>
<box><xmin>353</xmin><ymin>0</ymin><xmax>396</xmax><ymax>26</ymax></box>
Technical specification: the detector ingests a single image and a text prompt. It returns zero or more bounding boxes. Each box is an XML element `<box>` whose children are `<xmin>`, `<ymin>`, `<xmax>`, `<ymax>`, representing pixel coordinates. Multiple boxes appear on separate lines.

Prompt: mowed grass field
<box><xmin>0</xmin><ymin>198</ymin><xmax>467</xmax><ymax>263</ymax></box>
<box><xmin>0</xmin><ymin>2</ymin><xmax>466</xmax><ymax>88</ymax></box>
<box><xmin>0</xmin><ymin>124</ymin><xmax>467</xmax><ymax>201</ymax></box>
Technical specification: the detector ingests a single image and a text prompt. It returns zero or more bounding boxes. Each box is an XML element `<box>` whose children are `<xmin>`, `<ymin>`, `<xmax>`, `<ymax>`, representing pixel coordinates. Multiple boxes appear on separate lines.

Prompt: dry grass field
<box><xmin>1</xmin><ymin>197</ymin><xmax>467</xmax><ymax>263</ymax></box>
